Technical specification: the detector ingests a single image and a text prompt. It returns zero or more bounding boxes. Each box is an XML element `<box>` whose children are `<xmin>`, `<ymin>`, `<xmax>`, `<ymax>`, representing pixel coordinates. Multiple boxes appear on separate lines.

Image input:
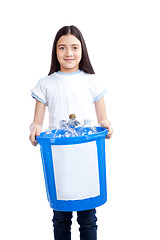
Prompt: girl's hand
<box><xmin>99</xmin><ymin>120</ymin><xmax>113</xmax><ymax>139</ymax></box>
<box><xmin>29</xmin><ymin>123</ymin><xmax>42</xmax><ymax>146</ymax></box>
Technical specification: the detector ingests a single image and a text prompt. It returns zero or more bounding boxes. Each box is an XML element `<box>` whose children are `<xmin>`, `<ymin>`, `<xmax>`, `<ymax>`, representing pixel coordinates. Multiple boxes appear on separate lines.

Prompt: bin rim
<box><xmin>36</xmin><ymin>127</ymin><xmax>108</xmax><ymax>145</ymax></box>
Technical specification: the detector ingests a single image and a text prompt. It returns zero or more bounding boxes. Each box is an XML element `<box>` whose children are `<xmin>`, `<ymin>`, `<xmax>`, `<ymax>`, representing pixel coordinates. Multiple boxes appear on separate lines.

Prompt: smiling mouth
<box><xmin>64</xmin><ymin>59</ymin><xmax>75</xmax><ymax>62</ymax></box>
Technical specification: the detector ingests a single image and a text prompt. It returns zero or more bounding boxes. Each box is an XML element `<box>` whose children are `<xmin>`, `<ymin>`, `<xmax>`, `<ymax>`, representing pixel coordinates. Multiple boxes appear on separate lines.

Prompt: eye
<box><xmin>59</xmin><ymin>47</ymin><xmax>65</xmax><ymax>50</ymax></box>
<box><xmin>73</xmin><ymin>47</ymin><xmax>78</xmax><ymax>50</ymax></box>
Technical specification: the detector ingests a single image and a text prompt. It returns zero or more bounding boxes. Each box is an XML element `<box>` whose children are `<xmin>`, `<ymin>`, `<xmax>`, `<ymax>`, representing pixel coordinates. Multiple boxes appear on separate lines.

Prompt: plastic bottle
<box><xmin>68</xmin><ymin>114</ymin><xmax>81</xmax><ymax>128</ymax></box>
<box><xmin>44</xmin><ymin>128</ymin><xmax>54</xmax><ymax>137</ymax></box>
<box><xmin>54</xmin><ymin>120</ymin><xmax>78</xmax><ymax>138</ymax></box>
<box><xmin>77</xmin><ymin>119</ymin><xmax>98</xmax><ymax>136</ymax></box>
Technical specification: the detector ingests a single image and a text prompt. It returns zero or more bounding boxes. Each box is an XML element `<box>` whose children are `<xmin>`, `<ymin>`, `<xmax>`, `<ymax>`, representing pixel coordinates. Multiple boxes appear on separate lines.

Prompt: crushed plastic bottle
<box><xmin>68</xmin><ymin>114</ymin><xmax>81</xmax><ymax>128</ymax></box>
<box><xmin>77</xmin><ymin>119</ymin><xmax>98</xmax><ymax>136</ymax></box>
<box><xmin>54</xmin><ymin>120</ymin><xmax>78</xmax><ymax>138</ymax></box>
<box><xmin>44</xmin><ymin>128</ymin><xmax>55</xmax><ymax>137</ymax></box>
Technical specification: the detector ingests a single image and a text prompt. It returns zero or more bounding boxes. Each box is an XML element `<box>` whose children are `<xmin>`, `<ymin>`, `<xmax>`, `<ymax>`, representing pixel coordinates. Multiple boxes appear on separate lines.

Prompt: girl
<box><xmin>29</xmin><ymin>25</ymin><xmax>113</xmax><ymax>240</ymax></box>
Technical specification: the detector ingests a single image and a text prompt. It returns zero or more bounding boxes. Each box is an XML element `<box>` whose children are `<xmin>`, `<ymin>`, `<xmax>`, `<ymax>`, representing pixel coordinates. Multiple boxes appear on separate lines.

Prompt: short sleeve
<box><xmin>31</xmin><ymin>78</ymin><xmax>48</xmax><ymax>105</ymax></box>
<box><xmin>90</xmin><ymin>75</ymin><xmax>107</xmax><ymax>103</ymax></box>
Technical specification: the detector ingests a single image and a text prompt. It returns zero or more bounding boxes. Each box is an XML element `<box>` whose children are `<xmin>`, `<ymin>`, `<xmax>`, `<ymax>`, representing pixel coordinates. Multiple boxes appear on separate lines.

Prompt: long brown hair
<box><xmin>48</xmin><ymin>25</ymin><xmax>95</xmax><ymax>75</ymax></box>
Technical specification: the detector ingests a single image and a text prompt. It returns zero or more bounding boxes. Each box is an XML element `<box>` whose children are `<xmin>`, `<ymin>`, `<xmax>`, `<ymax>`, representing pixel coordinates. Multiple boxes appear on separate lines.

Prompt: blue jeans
<box><xmin>52</xmin><ymin>208</ymin><xmax>97</xmax><ymax>240</ymax></box>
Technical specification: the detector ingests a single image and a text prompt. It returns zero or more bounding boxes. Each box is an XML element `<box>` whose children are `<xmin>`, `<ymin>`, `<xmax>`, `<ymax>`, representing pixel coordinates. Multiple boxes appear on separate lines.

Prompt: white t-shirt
<box><xmin>31</xmin><ymin>70</ymin><xmax>106</xmax><ymax>129</ymax></box>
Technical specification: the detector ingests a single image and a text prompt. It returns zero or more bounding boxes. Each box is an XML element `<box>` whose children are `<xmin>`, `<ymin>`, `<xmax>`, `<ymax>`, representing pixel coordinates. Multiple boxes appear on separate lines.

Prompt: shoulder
<box><xmin>78</xmin><ymin>71</ymin><xmax>97</xmax><ymax>83</ymax></box>
<box><xmin>81</xmin><ymin>72</ymin><xmax>98</xmax><ymax>86</ymax></box>
<box><xmin>37</xmin><ymin>72</ymin><xmax>58</xmax><ymax>87</ymax></box>
<box><xmin>40</xmin><ymin>72</ymin><xmax>58</xmax><ymax>82</ymax></box>
<box><xmin>80</xmin><ymin>71</ymin><xmax>96</xmax><ymax>78</ymax></box>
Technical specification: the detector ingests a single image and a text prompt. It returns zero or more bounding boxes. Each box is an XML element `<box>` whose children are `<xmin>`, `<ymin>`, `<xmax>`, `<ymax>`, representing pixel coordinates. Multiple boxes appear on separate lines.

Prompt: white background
<box><xmin>0</xmin><ymin>0</ymin><xmax>160</xmax><ymax>239</ymax></box>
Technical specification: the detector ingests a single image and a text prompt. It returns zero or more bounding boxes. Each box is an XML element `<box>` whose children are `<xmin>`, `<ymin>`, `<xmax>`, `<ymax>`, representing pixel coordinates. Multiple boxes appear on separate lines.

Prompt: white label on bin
<box><xmin>51</xmin><ymin>141</ymin><xmax>100</xmax><ymax>200</ymax></box>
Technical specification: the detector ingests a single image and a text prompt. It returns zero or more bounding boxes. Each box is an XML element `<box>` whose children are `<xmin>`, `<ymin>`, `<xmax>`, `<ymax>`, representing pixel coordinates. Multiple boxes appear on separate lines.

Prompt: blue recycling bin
<box><xmin>36</xmin><ymin>127</ymin><xmax>108</xmax><ymax>212</ymax></box>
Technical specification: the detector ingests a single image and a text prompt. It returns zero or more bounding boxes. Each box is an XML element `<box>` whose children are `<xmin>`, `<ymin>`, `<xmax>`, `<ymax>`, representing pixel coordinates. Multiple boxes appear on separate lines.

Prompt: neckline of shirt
<box><xmin>57</xmin><ymin>70</ymin><xmax>81</xmax><ymax>76</ymax></box>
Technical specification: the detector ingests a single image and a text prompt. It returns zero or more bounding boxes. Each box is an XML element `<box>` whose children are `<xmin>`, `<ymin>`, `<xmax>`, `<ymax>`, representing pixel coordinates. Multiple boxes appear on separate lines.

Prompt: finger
<box><xmin>30</xmin><ymin>130</ymin><xmax>36</xmax><ymax>142</ymax></box>
<box><xmin>106</xmin><ymin>129</ymin><xmax>113</xmax><ymax>139</ymax></box>
<box><xmin>29</xmin><ymin>131</ymin><xmax>38</xmax><ymax>146</ymax></box>
<box><xmin>30</xmin><ymin>135</ymin><xmax>38</xmax><ymax>146</ymax></box>
<box><xmin>106</xmin><ymin>134</ymin><xmax>112</xmax><ymax>139</ymax></box>
<box><xmin>32</xmin><ymin>140</ymin><xmax>38</xmax><ymax>146</ymax></box>
<box><xmin>108</xmin><ymin>126</ymin><xmax>113</xmax><ymax>135</ymax></box>
<box><xmin>106</xmin><ymin>132</ymin><xmax>111</xmax><ymax>138</ymax></box>
<box><xmin>106</xmin><ymin>129</ymin><xmax>111</xmax><ymax>136</ymax></box>
<box><xmin>35</xmin><ymin>130</ymin><xmax>41</xmax><ymax>136</ymax></box>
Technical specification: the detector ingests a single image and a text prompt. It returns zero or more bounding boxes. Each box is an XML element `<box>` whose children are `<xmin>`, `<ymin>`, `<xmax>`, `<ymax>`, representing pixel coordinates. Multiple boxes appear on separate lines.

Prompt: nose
<box><xmin>66</xmin><ymin>48</ymin><xmax>73</xmax><ymax>57</ymax></box>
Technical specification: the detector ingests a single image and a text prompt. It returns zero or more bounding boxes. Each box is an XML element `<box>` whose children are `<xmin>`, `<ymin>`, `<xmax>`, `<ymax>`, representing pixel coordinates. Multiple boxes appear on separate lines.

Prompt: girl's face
<box><xmin>56</xmin><ymin>34</ymin><xmax>82</xmax><ymax>73</ymax></box>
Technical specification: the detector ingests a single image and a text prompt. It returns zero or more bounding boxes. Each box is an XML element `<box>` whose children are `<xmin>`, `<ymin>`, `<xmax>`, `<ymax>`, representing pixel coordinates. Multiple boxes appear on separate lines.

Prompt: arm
<box><xmin>29</xmin><ymin>100</ymin><xmax>46</xmax><ymax>146</ymax></box>
<box><xmin>95</xmin><ymin>97</ymin><xmax>113</xmax><ymax>139</ymax></box>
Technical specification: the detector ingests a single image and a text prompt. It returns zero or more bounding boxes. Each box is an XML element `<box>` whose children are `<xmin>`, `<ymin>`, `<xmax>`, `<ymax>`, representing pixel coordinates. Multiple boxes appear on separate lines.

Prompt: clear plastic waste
<box><xmin>68</xmin><ymin>114</ymin><xmax>81</xmax><ymax>128</ymax></box>
<box><xmin>43</xmin><ymin>118</ymin><xmax>97</xmax><ymax>139</ymax></box>
<box><xmin>77</xmin><ymin>119</ymin><xmax>98</xmax><ymax>136</ymax></box>
<box><xmin>54</xmin><ymin>120</ymin><xmax>78</xmax><ymax>138</ymax></box>
<box><xmin>44</xmin><ymin>128</ymin><xmax>54</xmax><ymax>137</ymax></box>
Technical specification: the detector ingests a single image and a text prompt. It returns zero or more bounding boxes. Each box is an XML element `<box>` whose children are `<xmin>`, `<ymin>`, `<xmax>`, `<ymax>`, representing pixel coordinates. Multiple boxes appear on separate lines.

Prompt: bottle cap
<box><xmin>69</xmin><ymin>114</ymin><xmax>76</xmax><ymax>119</ymax></box>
